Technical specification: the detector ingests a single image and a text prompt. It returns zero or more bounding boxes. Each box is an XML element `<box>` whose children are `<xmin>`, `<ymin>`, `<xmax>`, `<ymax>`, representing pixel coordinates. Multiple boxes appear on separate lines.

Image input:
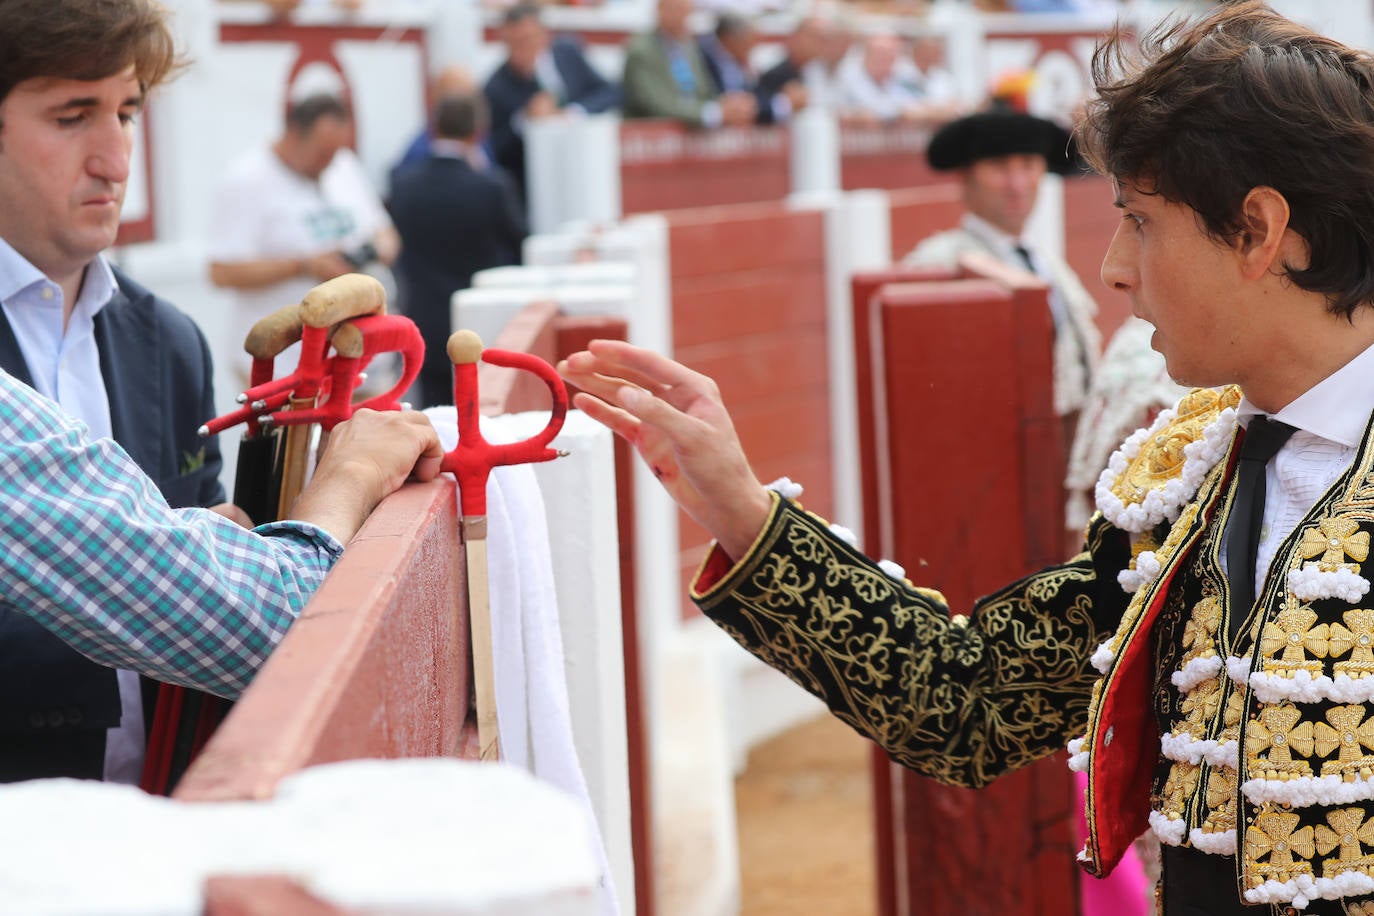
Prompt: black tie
<box><xmin>1014</xmin><ymin>243</ymin><xmax>1067</xmax><ymax>334</ymax></box>
<box><xmin>1013</xmin><ymin>243</ymin><xmax>1036</xmax><ymax>274</ymax></box>
<box><xmin>1227</xmin><ymin>415</ymin><xmax>1297</xmax><ymax>637</ymax></box>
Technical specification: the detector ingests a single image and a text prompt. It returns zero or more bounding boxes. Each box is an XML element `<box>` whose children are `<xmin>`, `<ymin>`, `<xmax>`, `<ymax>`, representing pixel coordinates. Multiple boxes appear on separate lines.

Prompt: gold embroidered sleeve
<box><xmin>692</xmin><ymin>499</ymin><xmax>1132</xmax><ymax>788</ymax></box>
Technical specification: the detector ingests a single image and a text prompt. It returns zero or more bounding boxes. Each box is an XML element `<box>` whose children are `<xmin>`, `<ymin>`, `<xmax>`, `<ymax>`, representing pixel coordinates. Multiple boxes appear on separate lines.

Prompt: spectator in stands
<box><xmin>484</xmin><ymin>3</ymin><xmax>621</xmax><ymax>202</ymax></box>
<box><xmin>208</xmin><ymin>94</ymin><xmax>400</xmax><ymax>381</ymax></box>
<box><xmin>389</xmin><ymin>64</ymin><xmax>493</xmax><ymax>193</ymax></box>
<box><xmin>699</xmin><ymin>13</ymin><xmax>803</xmax><ymax>125</ymax></box>
<box><xmin>802</xmin><ymin>9</ymin><xmax>854</xmax><ymax>112</ymax></box>
<box><xmin>389</xmin><ymin>93</ymin><xmax>527</xmax><ymax>408</ymax></box>
<box><xmin>837</xmin><ymin>33</ymin><xmax>953</xmax><ymax>125</ymax></box>
<box><xmin>903</xmin><ymin>108</ymin><xmax>1100</xmax><ymax>424</ymax></box>
<box><xmin>757</xmin><ymin>15</ymin><xmax>822</xmax><ymax>116</ymax></box>
<box><xmin>622</xmin><ymin>0</ymin><xmax>756</xmax><ymax>128</ymax></box>
<box><xmin>0</xmin><ymin>0</ymin><xmax>242</xmax><ymax>785</ymax></box>
<box><xmin>902</xmin><ymin>35</ymin><xmax>965</xmax><ymax>111</ymax></box>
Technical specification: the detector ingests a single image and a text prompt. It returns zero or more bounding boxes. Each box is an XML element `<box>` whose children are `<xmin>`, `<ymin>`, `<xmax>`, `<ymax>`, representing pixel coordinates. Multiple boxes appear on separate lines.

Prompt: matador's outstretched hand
<box><xmin>559</xmin><ymin>339</ymin><xmax>772</xmax><ymax>561</ymax></box>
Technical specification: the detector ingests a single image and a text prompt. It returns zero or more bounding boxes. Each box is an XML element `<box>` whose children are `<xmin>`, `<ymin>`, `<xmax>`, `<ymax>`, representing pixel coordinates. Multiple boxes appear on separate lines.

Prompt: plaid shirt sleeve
<box><xmin>0</xmin><ymin>370</ymin><xmax>344</xmax><ymax>699</ymax></box>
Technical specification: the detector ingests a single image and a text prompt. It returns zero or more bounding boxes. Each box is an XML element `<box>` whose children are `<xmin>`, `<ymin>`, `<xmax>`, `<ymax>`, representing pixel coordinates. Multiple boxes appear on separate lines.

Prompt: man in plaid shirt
<box><xmin>0</xmin><ymin>366</ymin><xmax>442</xmax><ymax>698</ymax></box>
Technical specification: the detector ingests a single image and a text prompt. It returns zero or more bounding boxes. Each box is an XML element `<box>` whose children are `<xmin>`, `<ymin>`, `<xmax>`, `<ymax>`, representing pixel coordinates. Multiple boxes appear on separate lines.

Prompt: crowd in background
<box><xmin>223</xmin><ymin>0</ymin><xmax>1128</xmax><ymax>14</ymax></box>
<box><xmin>205</xmin><ymin>0</ymin><xmax>1057</xmax><ymax>404</ymax></box>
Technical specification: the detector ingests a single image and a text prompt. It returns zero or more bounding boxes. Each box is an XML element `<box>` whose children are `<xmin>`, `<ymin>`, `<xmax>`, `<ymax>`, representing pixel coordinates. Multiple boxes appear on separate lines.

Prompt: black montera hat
<box><xmin>926</xmin><ymin>109</ymin><xmax>1076</xmax><ymax>175</ymax></box>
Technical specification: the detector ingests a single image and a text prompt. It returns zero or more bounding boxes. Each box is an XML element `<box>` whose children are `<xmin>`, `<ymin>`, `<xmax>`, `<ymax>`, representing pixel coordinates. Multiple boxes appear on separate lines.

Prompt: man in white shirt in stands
<box><xmin>837</xmin><ymin>33</ymin><xmax>960</xmax><ymax>126</ymax></box>
<box><xmin>208</xmin><ymin>93</ymin><xmax>399</xmax><ymax>380</ymax></box>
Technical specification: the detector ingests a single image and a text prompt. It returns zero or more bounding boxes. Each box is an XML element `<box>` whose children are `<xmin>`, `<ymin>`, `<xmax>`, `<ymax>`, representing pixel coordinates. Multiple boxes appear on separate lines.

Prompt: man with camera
<box><xmin>208</xmin><ymin>92</ymin><xmax>399</xmax><ymax>380</ymax></box>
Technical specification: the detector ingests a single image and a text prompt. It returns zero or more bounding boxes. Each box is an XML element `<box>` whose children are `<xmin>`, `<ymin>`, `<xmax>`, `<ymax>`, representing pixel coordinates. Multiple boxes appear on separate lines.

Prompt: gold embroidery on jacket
<box><xmin>1314</xmin><ymin>808</ymin><xmax>1374</xmax><ymax>878</ymax></box>
<box><xmin>1247</xmin><ymin>703</ymin><xmax>1316</xmax><ymax>778</ymax></box>
<box><xmin>1314</xmin><ymin>705</ymin><xmax>1374</xmax><ymax>779</ymax></box>
<box><xmin>699</xmin><ymin>504</ymin><xmax>1118</xmax><ymax>789</ymax></box>
<box><xmin>1300</xmin><ymin>516</ymin><xmax>1371</xmax><ymax>571</ymax></box>
<box><xmin>1202</xmin><ymin>764</ymin><xmax>1238</xmax><ymax>835</ymax></box>
<box><xmin>1181</xmin><ymin>678</ymin><xmax>1224</xmax><ymax>738</ymax></box>
<box><xmin>1161</xmin><ymin>761</ymin><xmax>1200</xmax><ymax>821</ymax></box>
<box><xmin>1258</xmin><ymin>600</ymin><xmax>1330</xmax><ymax>677</ymax></box>
<box><xmin>1110</xmin><ymin>387</ymin><xmax>1242</xmax><ymax>507</ymax></box>
<box><xmin>1246</xmin><ymin>809</ymin><xmax>1315</xmax><ymax>884</ymax></box>
<box><xmin>1330</xmin><ymin>609</ymin><xmax>1374</xmax><ymax>680</ymax></box>
<box><xmin>1181</xmin><ymin>596</ymin><xmax>1223</xmax><ymax>666</ymax></box>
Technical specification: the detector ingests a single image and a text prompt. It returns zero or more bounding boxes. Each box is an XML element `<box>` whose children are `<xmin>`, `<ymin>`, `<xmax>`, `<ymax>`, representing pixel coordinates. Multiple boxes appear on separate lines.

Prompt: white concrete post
<box><xmin>451</xmin><ymin>283</ymin><xmax>637</xmax><ymax>347</ymax></box>
<box><xmin>504</xmin><ymin>220</ymin><xmax>678</xmax><ymax>767</ymax></box>
<box><xmin>473</xmin><ymin>261</ymin><xmax>638</xmax><ymax>290</ymax></box>
<box><xmin>789</xmin><ymin>107</ymin><xmax>841</xmax><ymax>195</ymax></box>
<box><xmin>527</xmin><ymin>114</ymin><xmax>624</xmax><ymax>234</ymax></box>
<box><xmin>928</xmin><ymin>0</ymin><xmax>987</xmax><ymax>109</ymax></box>
<box><xmin>527</xmin><ymin>117</ymin><xmax>576</xmax><ymax>234</ymax></box>
<box><xmin>566</xmin><ymin>114</ymin><xmax>624</xmax><ymax>227</ymax></box>
<box><xmin>428</xmin><ymin>0</ymin><xmax>484</xmax><ymax>74</ymax></box>
<box><xmin>787</xmin><ymin>188</ymin><xmax>891</xmax><ymax>546</ymax></box>
<box><xmin>1026</xmin><ymin>172</ymin><xmax>1065</xmax><ymax>263</ymax></box>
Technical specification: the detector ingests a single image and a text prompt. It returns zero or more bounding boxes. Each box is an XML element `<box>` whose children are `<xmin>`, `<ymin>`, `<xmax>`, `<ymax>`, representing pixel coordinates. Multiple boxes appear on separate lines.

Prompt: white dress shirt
<box><xmin>0</xmin><ymin>240</ymin><xmax>145</xmax><ymax>785</ymax></box>
<box><xmin>1231</xmin><ymin>339</ymin><xmax>1374</xmax><ymax>599</ymax></box>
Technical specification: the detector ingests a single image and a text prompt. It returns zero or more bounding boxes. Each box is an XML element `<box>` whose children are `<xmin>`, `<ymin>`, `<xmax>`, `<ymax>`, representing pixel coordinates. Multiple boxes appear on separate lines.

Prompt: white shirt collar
<box><xmin>961</xmin><ymin>212</ymin><xmax>1029</xmax><ymax>264</ymax></box>
<box><xmin>0</xmin><ymin>237</ymin><xmax>117</xmax><ymax>318</ymax></box>
<box><xmin>0</xmin><ymin>237</ymin><xmax>51</xmax><ymax>302</ymax></box>
<box><xmin>430</xmin><ymin>138</ymin><xmax>471</xmax><ymax>159</ymax></box>
<box><xmin>1238</xmin><ymin>338</ymin><xmax>1374</xmax><ymax>447</ymax></box>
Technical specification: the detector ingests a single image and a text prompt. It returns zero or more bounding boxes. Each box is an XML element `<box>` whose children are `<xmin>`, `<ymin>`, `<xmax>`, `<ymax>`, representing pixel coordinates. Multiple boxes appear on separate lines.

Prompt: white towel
<box><xmin>426</xmin><ymin>407</ymin><xmax>621</xmax><ymax>916</ymax></box>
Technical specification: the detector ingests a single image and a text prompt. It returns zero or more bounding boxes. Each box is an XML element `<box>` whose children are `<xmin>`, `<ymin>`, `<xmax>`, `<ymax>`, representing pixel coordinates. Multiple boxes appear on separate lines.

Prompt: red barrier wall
<box><xmin>840</xmin><ymin>123</ymin><xmax>947</xmax><ymax>192</ymax></box>
<box><xmin>855</xmin><ymin>275</ymin><xmax>1077</xmax><ymax>916</ymax></box>
<box><xmin>666</xmin><ymin>201</ymin><xmax>830</xmax><ymax>614</ymax></box>
<box><xmin>621</xmin><ymin>122</ymin><xmax>957</xmax><ymax>216</ymax></box>
<box><xmin>621</xmin><ymin>121</ymin><xmax>790</xmax><ymax>215</ymax></box>
<box><xmin>887</xmin><ymin>183</ymin><xmax>965</xmax><ymax>262</ymax></box>
<box><xmin>174</xmin><ymin>478</ymin><xmax>467</xmax><ymax>803</ymax></box>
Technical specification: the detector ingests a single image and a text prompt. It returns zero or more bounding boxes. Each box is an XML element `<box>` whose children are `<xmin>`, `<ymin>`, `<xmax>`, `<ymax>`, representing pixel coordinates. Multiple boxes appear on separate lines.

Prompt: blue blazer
<box><xmin>697</xmin><ymin>35</ymin><xmax>780</xmax><ymax>125</ymax></box>
<box><xmin>0</xmin><ymin>267</ymin><xmax>225</xmax><ymax>781</ymax></box>
<box><xmin>484</xmin><ymin>36</ymin><xmax>622</xmax><ymax>193</ymax></box>
<box><xmin>389</xmin><ymin>154</ymin><xmax>528</xmax><ymax>408</ymax></box>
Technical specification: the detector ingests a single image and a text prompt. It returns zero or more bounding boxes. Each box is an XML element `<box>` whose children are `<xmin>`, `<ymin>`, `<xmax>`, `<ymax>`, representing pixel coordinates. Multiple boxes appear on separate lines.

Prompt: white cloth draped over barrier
<box><xmin>426</xmin><ymin>406</ymin><xmax>623</xmax><ymax>916</ymax></box>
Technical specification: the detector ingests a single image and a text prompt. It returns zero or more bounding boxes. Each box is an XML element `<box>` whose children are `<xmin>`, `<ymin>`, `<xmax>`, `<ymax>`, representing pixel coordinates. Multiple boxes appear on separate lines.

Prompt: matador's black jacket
<box><xmin>693</xmin><ymin>387</ymin><xmax>1374</xmax><ymax>915</ymax></box>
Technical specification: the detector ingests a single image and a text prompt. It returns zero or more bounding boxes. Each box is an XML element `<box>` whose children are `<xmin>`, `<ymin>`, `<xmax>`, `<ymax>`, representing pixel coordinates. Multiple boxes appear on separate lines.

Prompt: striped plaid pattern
<box><xmin>0</xmin><ymin>370</ymin><xmax>342</xmax><ymax>698</ymax></box>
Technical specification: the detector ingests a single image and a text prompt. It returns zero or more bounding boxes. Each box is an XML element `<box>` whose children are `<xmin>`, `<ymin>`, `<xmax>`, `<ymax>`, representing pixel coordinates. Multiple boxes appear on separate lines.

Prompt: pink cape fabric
<box><xmin>1076</xmin><ymin>771</ymin><xmax>1151</xmax><ymax>913</ymax></box>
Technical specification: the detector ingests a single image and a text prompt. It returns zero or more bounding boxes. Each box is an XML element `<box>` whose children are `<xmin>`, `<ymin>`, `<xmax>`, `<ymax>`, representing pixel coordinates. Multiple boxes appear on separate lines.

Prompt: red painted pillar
<box><xmin>856</xmin><ymin>276</ymin><xmax>1079</xmax><ymax>916</ymax></box>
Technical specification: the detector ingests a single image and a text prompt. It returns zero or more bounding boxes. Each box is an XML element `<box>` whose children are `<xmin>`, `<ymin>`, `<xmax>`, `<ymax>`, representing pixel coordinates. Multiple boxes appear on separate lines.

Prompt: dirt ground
<box><xmin>733</xmin><ymin>714</ymin><xmax>876</xmax><ymax>916</ymax></box>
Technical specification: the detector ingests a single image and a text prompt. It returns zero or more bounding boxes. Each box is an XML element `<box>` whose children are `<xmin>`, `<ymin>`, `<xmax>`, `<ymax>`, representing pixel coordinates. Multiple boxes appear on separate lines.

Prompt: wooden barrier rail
<box><xmin>174</xmin><ymin>477</ymin><xmax>468</xmax><ymax>803</ymax></box>
<box><xmin>177</xmin><ymin>302</ymin><xmax>650</xmax><ymax>914</ymax></box>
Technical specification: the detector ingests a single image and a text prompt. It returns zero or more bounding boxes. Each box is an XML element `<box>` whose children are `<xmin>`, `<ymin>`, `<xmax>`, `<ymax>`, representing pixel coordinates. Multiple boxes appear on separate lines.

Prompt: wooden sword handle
<box><xmin>299</xmin><ymin>273</ymin><xmax>387</xmax><ymax>328</ymax></box>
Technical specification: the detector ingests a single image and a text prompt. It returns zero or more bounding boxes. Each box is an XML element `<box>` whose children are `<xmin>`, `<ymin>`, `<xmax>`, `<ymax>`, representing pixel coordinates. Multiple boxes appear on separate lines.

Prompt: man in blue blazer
<box><xmin>483</xmin><ymin>2</ymin><xmax>621</xmax><ymax>202</ymax></box>
<box><xmin>698</xmin><ymin>13</ymin><xmax>805</xmax><ymax>126</ymax></box>
<box><xmin>389</xmin><ymin>93</ymin><xmax>528</xmax><ymax>408</ymax></box>
<box><xmin>0</xmin><ymin>0</ymin><xmax>232</xmax><ymax>784</ymax></box>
